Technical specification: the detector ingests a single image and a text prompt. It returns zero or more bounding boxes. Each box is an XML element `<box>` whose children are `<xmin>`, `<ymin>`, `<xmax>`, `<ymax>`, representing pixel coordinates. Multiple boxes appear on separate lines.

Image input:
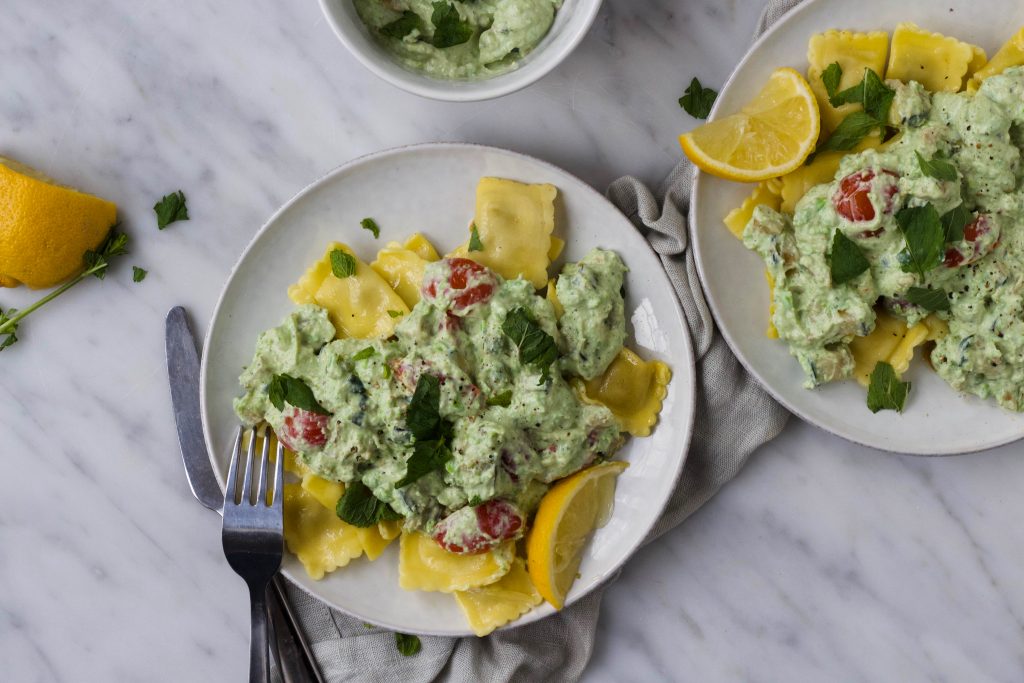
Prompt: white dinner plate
<box><xmin>201</xmin><ymin>143</ymin><xmax>696</xmax><ymax>635</ymax></box>
<box><xmin>691</xmin><ymin>0</ymin><xmax>1024</xmax><ymax>455</ymax></box>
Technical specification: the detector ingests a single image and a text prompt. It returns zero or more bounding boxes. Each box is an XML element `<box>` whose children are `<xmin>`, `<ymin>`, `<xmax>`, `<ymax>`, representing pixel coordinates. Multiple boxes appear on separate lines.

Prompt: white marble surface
<box><xmin>2</xmin><ymin>0</ymin><xmax>1023</xmax><ymax>681</ymax></box>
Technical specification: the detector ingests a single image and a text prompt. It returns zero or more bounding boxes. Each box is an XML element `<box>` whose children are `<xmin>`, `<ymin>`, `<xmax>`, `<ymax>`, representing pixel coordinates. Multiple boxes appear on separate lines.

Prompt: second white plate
<box><xmin>691</xmin><ymin>0</ymin><xmax>1024</xmax><ymax>455</ymax></box>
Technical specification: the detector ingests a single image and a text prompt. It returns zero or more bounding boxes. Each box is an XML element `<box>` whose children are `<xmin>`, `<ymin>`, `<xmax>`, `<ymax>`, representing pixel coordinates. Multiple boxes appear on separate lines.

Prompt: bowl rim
<box><xmin>688</xmin><ymin>0</ymin><xmax>1024</xmax><ymax>457</ymax></box>
<box><xmin>316</xmin><ymin>0</ymin><xmax>605</xmax><ymax>102</ymax></box>
<box><xmin>200</xmin><ymin>141</ymin><xmax>697</xmax><ymax>634</ymax></box>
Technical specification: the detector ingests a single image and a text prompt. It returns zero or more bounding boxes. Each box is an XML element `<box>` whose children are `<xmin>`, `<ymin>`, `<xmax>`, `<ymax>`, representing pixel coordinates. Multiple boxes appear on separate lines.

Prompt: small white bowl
<box><xmin>318</xmin><ymin>0</ymin><xmax>603</xmax><ymax>102</ymax></box>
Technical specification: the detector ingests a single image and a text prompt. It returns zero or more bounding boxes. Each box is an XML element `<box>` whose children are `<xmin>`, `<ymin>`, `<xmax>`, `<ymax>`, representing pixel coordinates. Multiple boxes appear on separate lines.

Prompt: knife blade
<box><xmin>165</xmin><ymin>306</ymin><xmax>324</xmax><ymax>683</ymax></box>
<box><xmin>165</xmin><ymin>306</ymin><xmax>223</xmax><ymax>512</ymax></box>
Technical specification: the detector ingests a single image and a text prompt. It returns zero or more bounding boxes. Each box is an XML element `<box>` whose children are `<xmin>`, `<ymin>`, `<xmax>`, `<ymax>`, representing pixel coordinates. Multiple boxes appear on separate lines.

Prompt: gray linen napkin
<box><xmin>281</xmin><ymin>1</ymin><xmax>800</xmax><ymax>679</ymax></box>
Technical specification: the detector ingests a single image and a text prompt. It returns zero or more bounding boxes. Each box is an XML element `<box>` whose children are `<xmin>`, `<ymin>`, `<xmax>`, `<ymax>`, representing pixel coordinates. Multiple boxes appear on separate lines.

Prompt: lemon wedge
<box><xmin>526</xmin><ymin>460</ymin><xmax>628</xmax><ymax>609</ymax></box>
<box><xmin>679</xmin><ymin>67</ymin><xmax>820</xmax><ymax>182</ymax></box>
<box><xmin>0</xmin><ymin>158</ymin><xmax>117</xmax><ymax>289</ymax></box>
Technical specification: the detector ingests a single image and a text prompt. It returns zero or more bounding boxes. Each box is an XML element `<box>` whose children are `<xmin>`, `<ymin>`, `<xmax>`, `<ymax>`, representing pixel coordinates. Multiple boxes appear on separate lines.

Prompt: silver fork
<box><xmin>222</xmin><ymin>427</ymin><xmax>284</xmax><ymax>683</ymax></box>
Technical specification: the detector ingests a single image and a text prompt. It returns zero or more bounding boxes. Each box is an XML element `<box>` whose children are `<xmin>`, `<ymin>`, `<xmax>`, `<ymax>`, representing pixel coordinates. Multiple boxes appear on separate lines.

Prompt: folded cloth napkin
<box><xmin>280</xmin><ymin>1</ymin><xmax>800</xmax><ymax>679</ymax></box>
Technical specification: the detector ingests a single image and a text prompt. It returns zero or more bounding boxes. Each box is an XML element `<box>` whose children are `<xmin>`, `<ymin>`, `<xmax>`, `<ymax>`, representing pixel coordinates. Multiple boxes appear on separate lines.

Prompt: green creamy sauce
<box><xmin>744</xmin><ymin>68</ymin><xmax>1024</xmax><ymax>410</ymax></box>
<box><xmin>354</xmin><ymin>0</ymin><xmax>561</xmax><ymax>80</ymax></box>
<box><xmin>234</xmin><ymin>248</ymin><xmax>628</xmax><ymax>531</ymax></box>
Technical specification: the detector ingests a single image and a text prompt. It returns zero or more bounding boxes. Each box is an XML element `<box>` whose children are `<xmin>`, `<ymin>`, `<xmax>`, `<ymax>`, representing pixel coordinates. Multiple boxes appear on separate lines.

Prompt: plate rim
<box><xmin>199</xmin><ymin>141</ymin><xmax>697</xmax><ymax>635</ymax></box>
<box><xmin>688</xmin><ymin>0</ymin><xmax>1024</xmax><ymax>456</ymax></box>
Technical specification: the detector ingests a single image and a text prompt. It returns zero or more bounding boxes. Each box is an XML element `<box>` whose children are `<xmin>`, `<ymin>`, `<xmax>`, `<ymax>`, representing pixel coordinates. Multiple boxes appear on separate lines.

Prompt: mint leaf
<box><xmin>860</xmin><ymin>68</ymin><xmax>894</xmax><ymax>122</ymax></box>
<box><xmin>268</xmin><ymin>374</ymin><xmax>330</xmax><ymax>415</ymax></box>
<box><xmin>406</xmin><ymin>374</ymin><xmax>442</xmax><ymax>440</ymax></box>
<box><xmin>502</xmin><ymin>307</ymin><xmax>559</xmax><ymax>382</ymax></box>
<box><xmin>822</xmin><ymin>62</ymin><xmax>843</xmax><ymax>101</ymax></box>
<box><xmin>430</xmin><ymin>2</ymin><xmax>474</xmax><ymax>48</ymax></box>
<box><xmin>387</xmin><ymin>310</ymin><xmax>403</xmax><ymax>318</ymax></box>
<box><xmin>0</xmin><ymin>308</ymin><xmax>18</xmax><ymax>351</ymax></box>
<box><xmin>486</xmin><ymin>390</ymin><xmax>513</xmax><ymax>407</ymax></box>
<box><xmin>896</xmin><ymin>204</ymin><xmax>945</xmax><ymax>277</ymax></box>
<box><xmin>396</xmin><ymin>437</ymin><xmax>452</xmax><ymax>488</ymax></box>
<box><xmin>395</xmin><ymin>633</ymin><xmax>422</xmax><ymax>657</ymax></box>
<box><xmin>132</xmin><ymin>266</ymin><xmax>147</xmax><ymax>283</ymax></box>
<box><xmin>468</xmin><ymin>224</ymin><xmax>484</xmax><ymax>252</ymax></box>
<box><xmin>84</xmin><ymin>230</ymin><xmax>129</xmax><ymax>280</ymax></box>
<box><xmin>154</xmin><ymin>190</ymin><xmax>189</xmax><ymax>230</ymax></box>
<box><xmin>360</xmin><ymin>218</ymin><xmax>381</xmax><ymax>239</ymax></box>
<box><xmin>352</xmin><ymin>346</ymin><xmax>376</xmax><ymax>361</ymax></box>
<box><xmin>330</xmin><ymin>249</ymin><xmax>357</xmax><ymax>278</ymax></box>
<box><xmin>380</xmin><ymin>11</ymin><xmax>423</xmax><ymax>39</ymax></box>
<box><xmin>336</xmin><ymin>481</ymin><xmax>397</xmax><ymax>527</ymax></box>
<box><xmin>817</xmin><ymin>111</ymin><xmax>881</xmax><ymax>153</ymax></box>
<box><xmin>942</xmin><ymin>202</ymin><xmax>970</xmax><ymax>242</ymax></box>
<box><xmin>906</xmin><ymin>286</ymin><xmax>950</xmax><ymax>312</ymax></box>
<box><xmin>916</xmin><ymin>152</ymin><xmax>958</xmax><ymax>181</ymax></box>
<box><xmin>678</xmin><ymin>77</ymin><xmax>717</xmax><ymax>119</ymax></box>
<box><xmin>866</xmin><ymin>361</ymin><xmax>910</xmax><ymax>413</ymax></box>
<box><xmin>829</xmin><ymin>230</ymin><xmax>870</xmax><ymax>285</ymax></box>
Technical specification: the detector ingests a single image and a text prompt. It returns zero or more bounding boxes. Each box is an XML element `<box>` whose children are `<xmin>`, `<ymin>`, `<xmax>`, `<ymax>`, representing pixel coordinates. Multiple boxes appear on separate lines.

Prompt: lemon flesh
<box><xmin>526</xmin><ymin>461</ymin><xmax>628</xmax><ymax>609</ymax></box>
<box><xmin>0</xmin><ymin>158</ymin><xmax>117</xmax><ymax>289</ymax></box>
<box><xmin>680</xmin><ymin>67</ymin><xmax>820</xmax><ymax>182</ymax></box>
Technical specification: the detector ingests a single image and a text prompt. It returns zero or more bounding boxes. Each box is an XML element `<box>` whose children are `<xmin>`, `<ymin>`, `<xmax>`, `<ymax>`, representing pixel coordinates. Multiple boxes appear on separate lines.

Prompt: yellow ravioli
<box><xmin>455</xmin><ymin>558</ymin><xmax>543</xmax><ymax>637</ymax></box>
<box><xmin>454</xmin><ymin>177</ymin><xmax>557</xmax><ymax>288</ymax></box>
<box><xmin>398</xmin><ymin>532</ymin><xmax>513</xmax><ymax>593</ymax></box>
<box><xmin>806</xmin><ymin>30</ymin><xmax>890</xmax><ymax>133</ymax></box>
<box><xmin>370</xmin><ymin>234</ymin><xmax>440</xmax><ymax>308</ymax></box>
<box><xmin>885</xmin><ymin>22</ymin><xmax>977</xmax><ymax>92</ymax></box>
<box><xmin>288</xmin><ymin>242</ymin><xmax>409</xmax><ymax>339</ymax></box>
<box><xmin>545</xmin><ymin>278</ymin><xmax>564</xmax><ymax>319</ymax></box>
<box><xmin>577</xmin><ymin>348</ymin><xmax>672</xmax><ymax>437</ymax></box>
<box><xmin>968</xmin><ymin>27</ymin><xmax>1024</xmax><ymax>90</ymax></box>
<box><xmin>723</xmin><ymin>182</ymin><xmax>782</xmax><ymax>238</ymax></box>
<box><xmin>849</xmin><ymin>311</ymin><xmax>949</xmax><ymax>386</ymax></box>
<box><xmin>283</xmin><ymin>483</ymin><xmax>364</xmax><ymax>580</ymax></box>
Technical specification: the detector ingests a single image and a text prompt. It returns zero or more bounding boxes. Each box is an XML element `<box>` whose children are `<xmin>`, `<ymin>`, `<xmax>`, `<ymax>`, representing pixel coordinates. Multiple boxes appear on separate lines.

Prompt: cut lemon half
<box><xmin>679</xmin><ymin>67</ymin><xmax>820</xmax><ymax>182</ymax></box>
<box><xmin>0</xmin><ymin>157</ymin><xmax>117</xmax><ymax>289</ymax></box>
<box><xmin>526</xmin><ymin>460</ymin><xmax>628</xmax><ymax>609</ymax></box>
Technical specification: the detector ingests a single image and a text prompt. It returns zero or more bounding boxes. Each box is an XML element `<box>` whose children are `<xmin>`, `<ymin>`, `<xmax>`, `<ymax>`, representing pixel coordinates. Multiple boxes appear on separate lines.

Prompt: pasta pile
<box><xmin>278</xmin><ymin>177</ymin><xmax>670</xmax><ymax>635</ymax></box>
<box><xmin>724</xmin><ymin>22</ymin><xmax>1024</xmax><ymax>380</ymax></box>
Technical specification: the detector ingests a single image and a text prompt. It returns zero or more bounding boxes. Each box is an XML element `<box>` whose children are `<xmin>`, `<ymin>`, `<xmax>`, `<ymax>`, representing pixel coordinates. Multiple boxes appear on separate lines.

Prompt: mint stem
<box><xmin>0</xmin><ymin>262</ymin><xmax>108</xmax><ymax>336</ymax></box>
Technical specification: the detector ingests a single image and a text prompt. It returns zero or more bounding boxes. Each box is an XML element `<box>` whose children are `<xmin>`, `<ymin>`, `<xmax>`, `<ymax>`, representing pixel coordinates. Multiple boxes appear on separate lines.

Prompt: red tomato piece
<box><xmin>422</xmin><ymin>258</ymin><xmax>496</xmax><ymax>314</ymax></box>
<box><xmin>432</xmin><ymin>500</ymin><xmax>524</xmax><ymax>555</ymax></box>
<box><xmin>280</xmin><ymin>408</ymin><xmax>329</xmax><ymax>450</ymax></box>
<box><xmin>833</xmin><ymin>170</ymin><xmax>899</xmax><ymax>223</ymax></box>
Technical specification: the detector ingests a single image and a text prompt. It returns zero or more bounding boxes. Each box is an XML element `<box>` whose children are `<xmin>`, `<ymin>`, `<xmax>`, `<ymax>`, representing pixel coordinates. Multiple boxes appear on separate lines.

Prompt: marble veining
<box><xmin>2</xmin><ymin>0</ymin><xmax>1023</xmax><ymax>681</ymax></box>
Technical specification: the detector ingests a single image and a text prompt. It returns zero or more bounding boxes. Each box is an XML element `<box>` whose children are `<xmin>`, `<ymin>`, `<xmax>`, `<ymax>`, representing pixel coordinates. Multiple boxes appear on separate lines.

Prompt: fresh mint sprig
<box><xmin>0</xmin><ymin>229</ymin><xmax>128</xmax><ymax>353</ymax></box>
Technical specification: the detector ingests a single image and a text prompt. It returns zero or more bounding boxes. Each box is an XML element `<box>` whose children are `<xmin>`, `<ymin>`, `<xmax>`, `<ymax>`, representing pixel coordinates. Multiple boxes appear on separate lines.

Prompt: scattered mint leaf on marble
<box><xmin>430</xmin><ymin>2</ymin><xmax>474</xmax><ymax>48</ymax></box>
<box><xmin>380</xmin><ymin>11</ymin><xmax>424</xmax><ymax>40</ymax></box>
<box><xmin>360</xmin><ymin>218</ymin><xmax>381</xmax><ymax>239</ymax></box>
<box><xmin>905</xmin><ymin>286</ymin><xmax>950</xmax><ymax>312</ymax></box>
<box><xmin>897</xmin><ymin>204</ymin><xmax>944</xmax><ymax>277</ymax></box>
<box><xmin>0</xmin><ymin>308</ymin><xmax>18</xmax><ymax>351</ymax></box>
<box><xmin>330</xmin><ymin>249</ymin><xmax>357</xmax><ymax>278</ymax></box>
<box><xmin>679</xmin><ymin>78</ymin><xmax>717</xmax><ymax>119</ymax></box>
<box><xmin>395</xmin><ymin>633</ymin><xmax>422</xmax><ymax>656</ymax></box>
<box><xmin>829</xmin><ymin>230</ymin><xmax>870</xmax><ymax>285</ymax></box>
<box><xmin>916</xmin><ymin>152</ymin><xmax>958</xmax><ymax>182</ymax></box>
<box><xmin>866</xmin><ymin>361</ymin><xmax>910</xmax><ymax>413</ymax></box>
<box><xmin>132</xmin><ymin>266</ymin><xmax>148</xmax><ymax>283</ymax></box>
<box><xmin>468</xmin><ymin>223</ymin><xmax>484</xmax><ymax>252</ymax></box>
<box><xmin>154</xmin><ymin>190</ymin><xmax>188</xmax><ymax>230</ymax></box>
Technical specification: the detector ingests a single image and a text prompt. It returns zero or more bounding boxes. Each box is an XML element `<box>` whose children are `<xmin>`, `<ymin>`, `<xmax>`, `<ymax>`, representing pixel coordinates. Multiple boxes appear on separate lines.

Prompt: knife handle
<box><xmin>269</xmin><ymin>576</ymin><xmax>324</xmax><ymax>683</ymax></box>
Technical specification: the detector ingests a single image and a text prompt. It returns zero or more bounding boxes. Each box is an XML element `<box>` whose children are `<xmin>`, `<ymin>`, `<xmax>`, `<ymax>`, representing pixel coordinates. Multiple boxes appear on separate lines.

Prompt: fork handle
<box><xmin>248</xmin><ymin>583</ymin><xmax>271</xmax><ymax>683</ymax></box>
